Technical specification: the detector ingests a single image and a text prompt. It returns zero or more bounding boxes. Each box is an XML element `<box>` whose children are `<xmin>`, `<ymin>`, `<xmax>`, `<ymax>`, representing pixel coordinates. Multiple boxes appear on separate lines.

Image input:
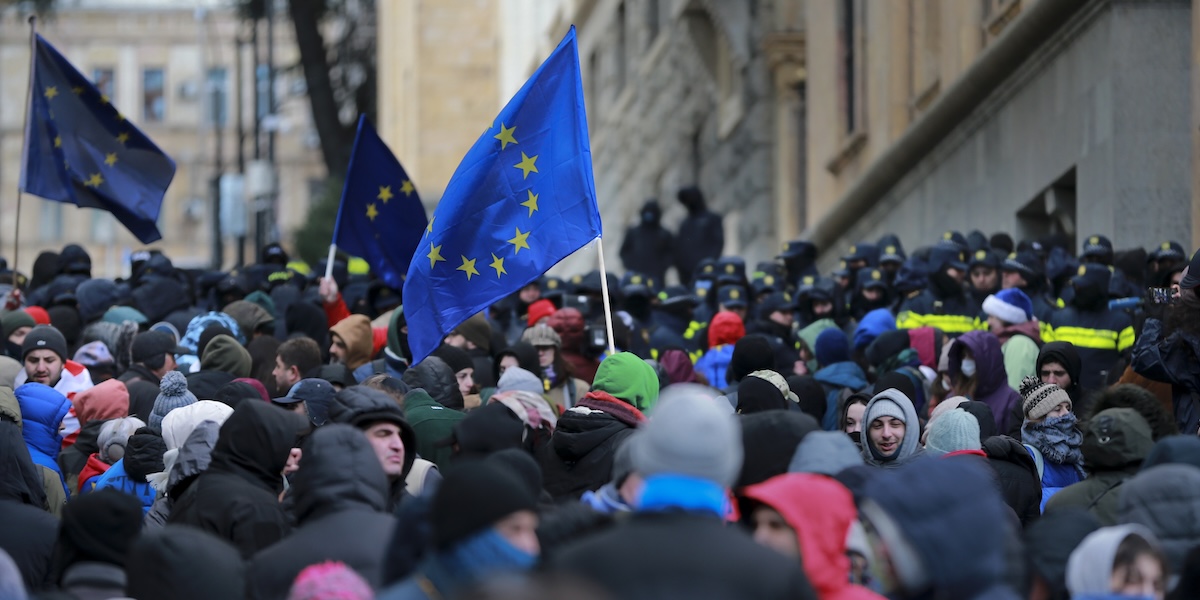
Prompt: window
<box><xmin>206</xmin><ymin>67</ymin><xmax>228</xmax><ymax>127</ymax></box>
<box><xmin>909</xmin><ymin>0</ymin><xmax>941</xmax><ymax>113</ymax></box>
<box><xmin>39</xmin><ymin>201</ymin><xmax>62</xmax><ymax>241</ymax></box>
<box><xmin>142</xmin><ymin>68</ymin><xmax>165</xmax><ymax>122</ymax></box>
<box><xmin>92</xmin><ymin>67</ymin><xmax>114</xmax><ymax>102</ymax></box>
<box><xmin>90</xmin><ymin>210</ymin><xmax>114</xmax><ymax>243</ymax></box>
<box><xmin>256</xmin><ymin>64</ymin><xmax>271</xmax><ymax>120</ymax></box>
<box><xmin>838</xmin><ymin>0</ymin><xmax>866</xmax><ymax>135</ymax></box>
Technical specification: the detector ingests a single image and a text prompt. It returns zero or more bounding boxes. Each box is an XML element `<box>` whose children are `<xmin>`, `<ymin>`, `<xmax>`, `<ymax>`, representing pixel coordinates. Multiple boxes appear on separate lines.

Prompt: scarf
<box><xmin>1023</xmin><ymin>413</ymin><xmax>1085</xmax><ymax>468</ymax></box>
<box><xmin>421</xmin><ymin>529</ymin><xmax>536</xmax><ymax>597</ymax></box>
<box><xmin>637</xmin><ymin>474</ymin><xmax>727</xmax><ymax>517</ymax></box>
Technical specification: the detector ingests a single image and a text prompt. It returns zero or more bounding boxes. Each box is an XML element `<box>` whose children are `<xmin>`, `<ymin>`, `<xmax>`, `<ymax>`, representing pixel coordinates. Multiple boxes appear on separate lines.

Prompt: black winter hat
<box><xmin>49</xmin><ymin>489</ymin><xmax>143</xmax><ymax>583</ymax></box>
<box><xmin>727</xmin><ymin>335</ymin><xmax>775</xmax><ymax>385</ymax></box>
<box><xmin>432</xmin><ymin>460</ymin><xmax>537</xmax><ymax>550</ymax></box>
<box><xmin>440</xmin><ymin>402</ymin><xmax>524</xmax><ymax>458</ymax></box>
<box><xmin>1002</xmin><ymin>250</ymin><xmax>1044</xmax><ymax>280</ymax></box>
<box><xmin>47</xmin><ymin>306</ymin><xmax>83</xmax><ymax>349</ymax></box>
<box><xmin>877</xmin><ymin>235</ymin><xmax>906</xmax><ymax>264</ymax></box>
<box><xmin>431</xmin><ymin>344</ymin><xmax>474</xmax><ymax>374</ymax></box>
<box><xmin>22</xmin><ymin>325</ymin><xmax>68</xmax><ymax>361</ymax></box>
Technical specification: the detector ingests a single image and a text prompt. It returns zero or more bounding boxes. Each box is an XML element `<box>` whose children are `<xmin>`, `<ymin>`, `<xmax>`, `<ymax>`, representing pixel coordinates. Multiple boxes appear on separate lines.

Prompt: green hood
<box><xmin>797</xmin><ymin>319</ymin><xmax>838</xmax><ymax>373</ymax></box>
<box><xmin>1083</xmin><ymin>408</ymin><xmax>1154</xmax><ymax>471</ymax></box>
<box><xmin>591</xmin><ymin>351</ymin><xmax>659</xmax><ymax>412</ymax></box>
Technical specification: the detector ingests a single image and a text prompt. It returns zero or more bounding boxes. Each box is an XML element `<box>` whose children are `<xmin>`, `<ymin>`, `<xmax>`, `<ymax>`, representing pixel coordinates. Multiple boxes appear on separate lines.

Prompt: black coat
<box><xmin>0</xmin><ymin>499</ymin><xmax>56</xmax><ymax>592</ymax></box>
<box><xmin>247</xmin><ymin>425</ymin><xmax>396</xmax><ymax>600</ymax></box>
<box><xmin>168</xmin><ymin>401</ymin><xmax>307</xmax><ymax>558</ymax></box>
<box><xmin>1132</xmin><ymin>318</ymin><xmax>1200</xmax><ymax>436</ymax></box>
<box><xmin>621</xmin><ymin>222</ymin><xmax>675</xmax><ymax>284</ymax></box>
<box><xmin>550</xmin><ymin>511</ymin><xmax>816</xmax><ymax>600</ymax></box>
<box><xmin>536</xmin><ymin>406</ymin><xmax>637</xmax><ymax>502</ymax></box>
<box><xmin>118</xmin><ymin>364</ymin><xmax>161</xmax><ymax>423</ymax></box>
<box><xmin>982</xmin><ymin>435</ymin><xmax>1042</xmax><ymax>527</ymax></box>
<box><xmin>674</xmin><ymin>199</ymin><xmax>724</xmax><ymax>286</ymax></box>
<box><xmin>325</xmin><ymin>386</ymin><xmax>417</xmax><ymax>511</ymax></box>
<box><xmin>126</xmin><ymin>525</ymin><xmax>245</xmax><ymax>600</ymax></box>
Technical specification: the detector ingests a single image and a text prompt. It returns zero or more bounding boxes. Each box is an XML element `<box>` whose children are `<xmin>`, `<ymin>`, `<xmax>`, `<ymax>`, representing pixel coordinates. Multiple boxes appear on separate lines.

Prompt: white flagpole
<box><xmin>14</xmin><ymin>16</ymin><xmax>38</xmax><ymax>291</ymax></box>
<box><xmin>324</xmin><ymin>243</ymin><xmax>337</xmax><ymax>280</ymax></box>
<box><xmin>595</xmin><ymin>237</ymin><xmax>617</xmax><ymax>356</ymax></box>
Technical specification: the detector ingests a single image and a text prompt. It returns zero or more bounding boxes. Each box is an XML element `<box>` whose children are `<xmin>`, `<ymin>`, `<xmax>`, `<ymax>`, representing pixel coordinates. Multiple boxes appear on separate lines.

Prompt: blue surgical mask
<box><xmin>960</xmin><ymin>358</ymin><xmax>977</xmax><ymax>378</ymax></box>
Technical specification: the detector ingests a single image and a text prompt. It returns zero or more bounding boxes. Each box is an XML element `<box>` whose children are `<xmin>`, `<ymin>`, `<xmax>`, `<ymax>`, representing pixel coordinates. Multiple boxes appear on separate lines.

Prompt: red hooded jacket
<box><xmin>741</xmin><ymin>473</ymin><xmax>885</xmax><ymax>600</ymax></box>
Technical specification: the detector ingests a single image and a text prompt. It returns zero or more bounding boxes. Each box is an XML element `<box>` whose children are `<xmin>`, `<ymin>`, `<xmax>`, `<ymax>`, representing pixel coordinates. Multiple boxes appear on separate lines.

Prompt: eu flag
<box><xmin>403</xmin><ymin>26</ymin><xmax>602</xmax><ymax>363</ymax></box>
<box><xmin>20</xmin><ymin>35</ymin><xmax>176</xmax><ymax>244</ymax></box>
<box><xmin>333</xmin><ymin>116</ymin><xmax>428</xmax><ymax>289</ymax></box>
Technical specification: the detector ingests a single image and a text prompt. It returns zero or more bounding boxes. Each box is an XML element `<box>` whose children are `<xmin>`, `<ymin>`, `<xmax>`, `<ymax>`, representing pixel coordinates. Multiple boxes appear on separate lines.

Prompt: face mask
<box><xmin>960</xmin><ymin>358</ymin><xmax>977</xmax><ymax>378</ymax></box>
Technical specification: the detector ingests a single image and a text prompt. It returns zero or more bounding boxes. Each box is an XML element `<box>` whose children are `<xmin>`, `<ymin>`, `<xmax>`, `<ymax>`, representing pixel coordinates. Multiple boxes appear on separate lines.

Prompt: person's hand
<box><xmin>318</xmin><ymin>277</ymin><xmax>338</xmax><ymax>305</ymax></box>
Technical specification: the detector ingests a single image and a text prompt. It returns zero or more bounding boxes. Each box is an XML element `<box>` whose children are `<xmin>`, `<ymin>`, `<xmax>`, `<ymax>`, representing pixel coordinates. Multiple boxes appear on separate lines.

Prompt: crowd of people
<box><xmin>3</xmin><ymin>194</ymin><xmax>1200</xmax><ymax>599</ymax></box>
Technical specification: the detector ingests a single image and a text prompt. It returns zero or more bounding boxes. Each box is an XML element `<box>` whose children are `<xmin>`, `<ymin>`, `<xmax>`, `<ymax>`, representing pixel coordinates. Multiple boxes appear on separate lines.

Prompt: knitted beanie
<box><xmin>0</xmin><ymin>309</ymin><xmax>35</xmax><ymax>338</ymax></box>
<box><xmin>149</xmin><ymin>371</ymin><xmax>198</xmax><ymax>429</ymax></box>
<box><xmin>814</xmin><ymin>328</ymin><xmax>851</xmax><ymax>367</ymax></box>
<box><xmin>1020</xmin><ymin>375</ymin><xmax>1071</xmax><ymax>420</ymax></box>
<box><xmin>287</xmin><ymin>561</ymin><xmax>373</xmax><ymax>600</ymax></box>
<box><xmin>628</xmin><ymin>390</ymin><xmax>743</xmax><ymax>488</ymax></box>
<box><xmin>924</xmin><ymin>409</ymin><xmax>982</xmax><ymax>457</ymax></box>
<box><xmin>21</xmin><ymin>325</ymin><xmax>68</xmax><ymax>361</ymax></box>
<box><xmin>982</xmin><ymin>288</ymin><xmax>1034</xmax><ymax>324</ymax></box>
<box><xmin>432</xmin><ymin>460</ymin><xmax>537</xmax><ymax>550</ymax></box>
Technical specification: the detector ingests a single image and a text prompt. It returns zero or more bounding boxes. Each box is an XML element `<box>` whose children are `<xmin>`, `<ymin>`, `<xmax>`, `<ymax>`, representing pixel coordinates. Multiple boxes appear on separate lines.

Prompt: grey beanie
<box><xmin>628</xmin><ymin>389</ymin><xmax>743</xmax><ymax>488</ymax></box>
<box><xmin>149</xmin><ymin>371</ymin><xmax>198</xmax><ymax>429</ymax></box>
<box><xmin>789</xmin><ymin>431</ymin><xmax>864</xmax><ymax>475</ymax></box>
<box><xmin>867</xmin><ymin>397</ymin><xmax>907</xmax><ymax>426</ymax></box>
<box><xmin>496</xmin><ymin>367</ymin><xmax>545</xmax><ymax>396</ymax></box>
<box><xmin>924</xmin><ymin>409</ymin><xmax>981</xmax><ymax>457</ymax></box>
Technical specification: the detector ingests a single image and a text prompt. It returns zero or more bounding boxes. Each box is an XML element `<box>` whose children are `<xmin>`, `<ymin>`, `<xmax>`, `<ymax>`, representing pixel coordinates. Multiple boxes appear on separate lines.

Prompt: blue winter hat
<box><xmin>982</xmin><ymin>288</ymin><xmax>1033</xmax><ymax>324</ymax></box>
<box><xmin>814</xmin><ymin>328</ymin><xmax>850</xmax><ymax>367</ymax></box>
<box><xmin>853</xmin><ymin>308</ymin><xmax>896</xmax><ymax>351</ymax></box>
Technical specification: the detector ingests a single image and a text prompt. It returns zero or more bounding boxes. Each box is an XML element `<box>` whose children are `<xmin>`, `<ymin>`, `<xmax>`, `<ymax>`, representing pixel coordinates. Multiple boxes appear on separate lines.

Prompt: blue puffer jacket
<box><xmin>814</xmin><ymin>362</ymin><xmax>868</xmax><ymax>431</ymax></box>
<box><xmin>93</xmin><ymin>458</ymin><xmax>158</xmax><ymax>513</ymax></box>
<box><xmin>15</xmin><ymin>383</ymin><xmax>70</xmax><ymax>497</ymax></box>
<box><xmin>695</xmin><ymin>344</ymin><xmax>736</xmax><ymax>388</ymax></box>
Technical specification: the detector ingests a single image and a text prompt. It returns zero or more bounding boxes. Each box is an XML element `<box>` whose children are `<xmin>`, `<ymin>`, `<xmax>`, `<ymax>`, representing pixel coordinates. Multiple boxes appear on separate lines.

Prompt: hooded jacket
<box><xmin>200</xmin><ymin>334</ymin><xmax>253</xmax><ymax>379</ymax></box>
<box><xmin>126</xmin><ymin>525</ymin><xmax>245</xmax><ymax>600</ymax></box>
<box><xmin>0</xmin><ymin>388</ymin><xmax>48</xmax><ymax>509</ymax></box>
<box><xmin>223</xmin><ymin>300</ymin><xmax>275</xmax><ymax>340</ymax></box>
<box><xmin>862</xmin><ymin>457</ymin><xmax>1015</xmax><ymax>598</ymax></box>
<box><xmin>15</xmin><ymin>383</ymin><xmax>71</xmax><ymax>509</ymax></box>
<box><xmin>741</xmin><ymin>474</ymin><xmax>885</xmax><ymax>600</ymax></box>
<box><xmin>399</xmin><ymin>388</ymin><xmax>465</xmax><ymax>471</ymax></box>
<box><xmin>1047</xmin><ymin>269</ymin><xmax>1134</xmax><ymax>393</ymax></box>
<box><xmin>537</xmin><ymin>391</ymin><xmax>646</xmax><ymax>501</ymax></box>
<box><xmin>330</xmin><ymin>314</ymin><xmax>374</xmax><ymax>371</ymax></box>
<box><xmin>673</xmin><ymin>187</ymin><xmax>724</xmax><ymax>285</ymax></box>
<box><xmin>326</xmin><ymin>386</ymin><xmax>418</xmax><ymax>511</ymax></box>
<box><xmin>168</xmin><ymin>401</ymin><xmax>308</xmax><ymax>558</ymax></box>
<box><xmin>814</xmin><ymin>362</ymin><xmax>869</xmax><ymax>432</ymax></box>
<box><xmin>1066</xmin><ymin>524</ymin><xmax>1161</xmax><ymax>598</ymax></box>
<box><xmin>1132</xmin><ymin>317</ymin><xmax>1200</xmax><ymax>436</ymax></box>
<box><xmin>949</xmin><ymin>330</ymin><xmax>1022</xmax><ymax>436</ymax></box>
<box><xmin>860</xmin><ymin>389</ymin><xmax>923</xmax><ymax>468</ymax></box>
<box><xmin>1115</xmin><ymin>463</ymin><xmax>1200</xmax><ymax>574</ymax></box>
<box><xmin>696</xmin><ymin>313</ymin><xmax>745</xmax><ymax>387</ymax></box>
<box><xmin>402</xmin><ymin>356</ymin><xmax>465</xmax><ymax>411</ymax></box>
<box><xmin>248</xmin><ymin>425</ymin><xmax>396</xmax><ymax>600</ymax></box>
<box><xmin>0</xmin><ymin>499</ymin><xmax>57</xmax><ymax>592</ymax></box>
<box><xmin>591</xmin><ymin>351</ymin><xmax>660</xmax><ymax>413</ymax></box>
<box><xmin>1045</xmin><ymin>408</ymin><xmax>1155</xmax><ymax>526</ymax></box>
<box><xmin>145</xmin><ymin>420</ymin><xmax>223</xmax><ymax>528</ymax></box>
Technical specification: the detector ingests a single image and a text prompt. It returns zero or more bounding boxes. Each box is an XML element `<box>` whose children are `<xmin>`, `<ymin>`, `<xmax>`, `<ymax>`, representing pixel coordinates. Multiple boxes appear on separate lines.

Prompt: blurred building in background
<box><xmin>0</xmin><ymin>0</ymin><xmax>324</xmax><ymax>277</ymax></box>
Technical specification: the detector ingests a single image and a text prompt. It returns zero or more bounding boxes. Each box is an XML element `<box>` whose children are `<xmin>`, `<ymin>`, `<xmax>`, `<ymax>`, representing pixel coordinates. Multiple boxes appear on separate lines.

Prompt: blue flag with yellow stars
<box><xmin>333</xmin><ymin>116</ymin><xmax>428</xmax><ymax>289</ymax></box>
<box><xmin>403</xmin><ymin>26</ymin><xmax>602</xmax><ymax>364</ymax></box>
<box><xmin>20</xmin><ymin>34</ymin><xmax>175</xmax><ymax>244</ymax></box>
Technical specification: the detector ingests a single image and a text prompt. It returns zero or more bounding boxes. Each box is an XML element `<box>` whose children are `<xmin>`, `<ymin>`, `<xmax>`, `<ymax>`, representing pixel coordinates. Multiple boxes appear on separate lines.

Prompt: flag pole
<box><xmin>324</xmin><ymin>243</ymin><xmax>336</xmax><ymax>280</ymax></box>
<box><xmin>14</xmin><ymin>15</ymin><xmax>37</xmax><ymax>292</ymax></box>
<box><xmin>595</xmin><ymin>237</ymin><xmax>617</xmax><ymax>356</ymax></box>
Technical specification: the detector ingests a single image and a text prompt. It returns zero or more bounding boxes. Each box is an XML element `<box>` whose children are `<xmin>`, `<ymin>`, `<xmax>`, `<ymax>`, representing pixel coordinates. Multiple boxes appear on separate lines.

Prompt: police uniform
<box><xmin>896</xmin><ymin>243</ymin><xmax>981</xmax><ymax>336</ymax></box>
<box><xmin>1046</xmin><ymin>264</ymin><xmax>1135</xmax><ymax>392</ymax></box>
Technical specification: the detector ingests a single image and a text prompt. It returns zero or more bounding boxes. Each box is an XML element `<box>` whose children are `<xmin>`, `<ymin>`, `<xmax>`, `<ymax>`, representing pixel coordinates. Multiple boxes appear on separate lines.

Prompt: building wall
<box><xmin>805</xmin><ymin>0</ymin><xmax>1192</xmax><ymax>267</ymax></box>
<box><xmin>376</xmin><ymin>0</ymin><xmax>503</xmax><ymax>206</ymax></box>
<box><xmin>0</xmin><ymin>3</ymin><xmax>324</xmax><ymax>277</ymax></box>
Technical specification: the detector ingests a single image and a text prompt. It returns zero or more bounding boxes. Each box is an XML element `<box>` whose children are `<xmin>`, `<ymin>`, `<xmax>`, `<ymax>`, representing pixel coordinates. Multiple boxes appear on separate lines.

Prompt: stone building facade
<box><xmin>0</xmin><ymin>0</ymin><xmax>324</xmax><ymax>277</ymax></box>
<box><xmin>803</xmin><ymin>0</ymin><xmax>1193</xmax><ymax>268</ymax></box>
<box><xmin>537</xmin><ymin>0</ymin><xmax>806</xmax><ymax>278</ymax></box>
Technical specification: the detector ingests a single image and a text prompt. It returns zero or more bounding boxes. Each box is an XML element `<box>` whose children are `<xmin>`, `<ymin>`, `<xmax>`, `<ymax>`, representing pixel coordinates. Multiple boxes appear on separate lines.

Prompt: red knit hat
<box><xmin>527</xmin><ymin>299</ymin><xmax>556</xmax><ymax>327</ymax></box>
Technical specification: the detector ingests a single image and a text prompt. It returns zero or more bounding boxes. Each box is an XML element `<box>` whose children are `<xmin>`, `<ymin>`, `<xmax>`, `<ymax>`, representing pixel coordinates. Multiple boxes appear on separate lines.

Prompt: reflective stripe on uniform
<box><xmin>1117</xmin><ymin>326</ymin><xmax>1135</xmax><ymax>352</ymax></box>
<box><xmin>1046</xmin><ymin>326</ymin><xmax>1119</xmax><ymax>350</ymax></box>
<box><xmin>897</xmin><ymin>311</ymin><xmax>978</xmax><ymax>334</ymax></box>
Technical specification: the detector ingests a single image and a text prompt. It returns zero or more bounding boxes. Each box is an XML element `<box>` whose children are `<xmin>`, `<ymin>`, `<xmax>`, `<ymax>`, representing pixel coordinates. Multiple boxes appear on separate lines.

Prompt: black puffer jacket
<box><xmin>168</xmin><ymin>401</ymin><xmax>308</xmax><ymax>558</ymax></box>
<box><xmin>247</xmin><ymin>425</ymin><xmax>396</xmax><ymax>600</ymax></box>
<box><xmin>0</xmin><ymin>499</ymin><xmax>56</xmax><ymax>592</ymax></box>
<box><xmin>326</xmin><ymin>386</ymin><xmax>418</xmax><ymax>511</ymax></box>
<box><xmin>982</xmin><ymin>435</ymin><xmax>1042</xmax><ymax>527</ymax></box>
<box><xmin>401</xmin><ymin>356</ymin><xmax>464</xmax><ymax>410</ymax></box>
<box><xmin>537</xmin><ymin>393</ymin><xmax>642</xmax><ymax>501</ymax></box>
<box><xmin>126</xmin><ymin>525</ymin><xmax>245</xmax><ymax>600</ymax></box>
<box><xmin>0</xmin><ymin>387</ymin><xmax>46</xmax><ymax>509</ymax></box>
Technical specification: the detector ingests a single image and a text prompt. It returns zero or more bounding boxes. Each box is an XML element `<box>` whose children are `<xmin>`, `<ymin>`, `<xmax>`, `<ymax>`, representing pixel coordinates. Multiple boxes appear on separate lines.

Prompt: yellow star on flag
<box><xmin>84</xmin><ymin>173</ymin><xmax>104</xmax><ymax>188</ymax></box>
<box><xmin>104</xmin><ymin>153</ymin><xmax>118</xmax><ymax>167</ymax></box>
<box><xmin>71</xmin><ymin>86</ymin><xmax>83</xmax><ymax>95</ymax></box>
<box><xmin>116</xmin><ymin>132</ymin><xmax>130</xmax><ymax>145</ymax></box>
<box><xmin>521</xmin><ymin>190</ymin><xmax>539</xmax><ymax>217</ymax></box>
<box><xmin>489</xmin><ymin>253</ymin><xmax>507</xmax><ymax>278</ymax></box>
<box><xmin>400</xmin><ymin>180</ymin><xmax>415</xmax><ymax>196</ymax></box>
<box><xmin>514</xmin><ymin>152</ymin><xmax>539</xmax><ymax>179</ymax></box>
<box><xmin>100</xmin><ymin>94</ymin><xmax>110</xmax><ymax>105</ymax></box>
<box><xmin>44</xmin><ymin>86</ymin><xmax>58</xmax><ymax>99</ymax></box>
<box><xmin>54</xmin><ymin>136</ymin><xmax>62</xmax><ymax>148</ymax></box>
<box><xmin>426</xmin><ymin>215</ymin><xmax>436</xmax><ymax>235</ymax></box>
<box><xmin>507</xmin><ymin>227</ymin><xmax>531</xmax><ymax>254</ymax></box>
<box><xmin>427</xmin><ymin>244</ymin><xmax>446</xmax><ymax>268</ymax></box>
<box><xmin>366</xmin><ymin>203</ymin><xmax>379</xmax><ymax>221</ymax></box>
<box><xmin>377</xmin><ymin>186</ymin><xmax>393</xmax><ymax>204</ymax></box>
<box><xmin>457</xmin><ymin>256</ymin><xmax>480</xmax><ymax>280</ymax></box>
<box><xmin>494</xmin><ymin>123</ymin><xmax>518</xmax><ymax>151</ymax></box>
